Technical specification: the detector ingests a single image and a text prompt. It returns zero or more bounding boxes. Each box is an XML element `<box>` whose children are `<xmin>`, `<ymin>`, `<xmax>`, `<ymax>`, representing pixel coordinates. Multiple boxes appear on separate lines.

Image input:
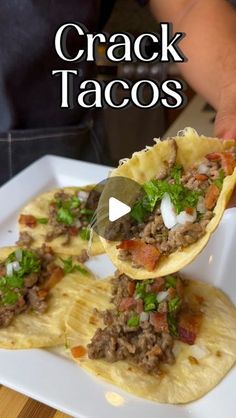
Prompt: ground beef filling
<box><xmin>0</xmin><ymin>246</ymin><xmax>64</xmax><ymax>327</ymax></box>
<box><xmin>117</xmin><ymin>147</ymin><xmax>236</xmax><ymax>269</ymax></box>
<box><xmin>44</xmin><ymin>189</ymin><xmax>100</xmax><ymax>245</ymax></box>
<box><xmin>87</xmin><ymin>273</ymin><xmax>203</xmax><ymax>373</ymax></box>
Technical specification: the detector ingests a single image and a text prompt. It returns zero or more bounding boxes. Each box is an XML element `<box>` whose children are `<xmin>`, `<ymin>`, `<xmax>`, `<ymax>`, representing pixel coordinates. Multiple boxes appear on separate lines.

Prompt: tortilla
<box><xmin>65</xmin><ymin>277</ymin><xmax>236</xmax><ymax>404</ymax></box>
<box><xmin>18</xmin><ymin>186</ymin><xmax>104</xmax><ymax>256</ymax></box>
<box><xmin>100</xmin><ymin>128</ymin><xmax>236</xmax><ymax>279</ymax></box>
<box><xmin>0</xmin><ymin>247</ymin><xmax>95</xmax><ymax>349</ymax></box>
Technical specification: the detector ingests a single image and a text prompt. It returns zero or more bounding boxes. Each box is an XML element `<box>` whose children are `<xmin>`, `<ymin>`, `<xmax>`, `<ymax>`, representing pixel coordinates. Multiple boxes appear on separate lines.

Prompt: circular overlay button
<box><xmin>89</xmin><ymin>176</ymin><xmax>144</xmax><ymax>241</ymax></box>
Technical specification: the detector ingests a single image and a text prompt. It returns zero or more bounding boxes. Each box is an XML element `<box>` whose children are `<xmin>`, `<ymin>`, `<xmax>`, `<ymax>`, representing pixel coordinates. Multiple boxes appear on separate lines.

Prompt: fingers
<box><xmin>214</xmin><ymin>82</ymin><xmax>236</xmax><ymax>140</ymax></box>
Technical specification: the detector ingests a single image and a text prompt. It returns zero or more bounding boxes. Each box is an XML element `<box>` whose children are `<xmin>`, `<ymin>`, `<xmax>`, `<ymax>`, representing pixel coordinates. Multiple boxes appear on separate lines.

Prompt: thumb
<box><xmin>214</xmin><ymin>83</ymin><xmax>236</xmax><ymax>140</ymax></box>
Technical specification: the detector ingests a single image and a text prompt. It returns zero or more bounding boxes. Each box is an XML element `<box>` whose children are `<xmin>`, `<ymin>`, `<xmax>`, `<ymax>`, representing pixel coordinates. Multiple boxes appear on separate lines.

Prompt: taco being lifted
<box><xmin>0</xmin><ymin>245</ymin><xmax>94</xmax><ymax>348</ymax></box>
<box><xmin>101</xmin><ymin>128</ymin><xmax>236</xmax><ymax>279</ymax></box>
<box><xmin>66</xmin><ymin>271</ymin><xmax>236</xmax><ymax>404</ymax></box>
<box><xmin>18</xmin><ymin>186</ymin><xmax>103</xmax><ymax>256</ymax></box>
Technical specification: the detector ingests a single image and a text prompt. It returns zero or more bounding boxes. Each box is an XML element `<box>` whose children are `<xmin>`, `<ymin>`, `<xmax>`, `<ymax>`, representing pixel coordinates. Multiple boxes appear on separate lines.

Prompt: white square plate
<box><xmin>0</xmin><ymin>155</ymin><xmax>235</xmax><ymax>418</ymax></box>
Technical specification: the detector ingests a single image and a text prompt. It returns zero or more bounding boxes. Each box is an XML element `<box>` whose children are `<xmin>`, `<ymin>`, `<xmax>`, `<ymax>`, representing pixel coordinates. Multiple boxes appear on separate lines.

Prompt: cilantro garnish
<box><xmin>170</xmin><ymin>165</ymin><xmax>183</xmax><ymax>184</ymax></box>
<box><xmin>130</xmin><ymin>177</ymin><xmax>201</xmax><ymax>221</ymax></box>
<box><xmin>0</xmin><ymin>250</ymin><xmax>41</xmax><ymax>306</ymax></box>
<box><xmin>143</xmin><ymin>293</ymin><xmax>157</xmax><ymax>312</ymax></box>
<box><xmin>168</xmin><ymin>296</ymin><xmax>181</xmax><ymax>312</ymax></box>
<box><xmin>57</xmin><ymin>207</ymin><xmax>74</xmax><ymax>225</ymax></box>
<box><xmin>165</xmin><ymin>275</ymin><xmax>177</xmax><ymax>289</ymax></box>
<box><xmin>127</xmin><ymin>313</ymin><xmax>140</xmax><ymax>327</ymax></box>
<box><xmin>213</xmin><ymin>169</ymin><xmax>225</xmax><ymax>190</ymax></box>
<box><xmin>37</xmin><ymin>217</ymin><xmax>48</xmax><ymax>224</ymax></box>
<box><xmin>167</xmin><ymin>312</ymin><xmax>179</xmax><ymax>337</ymax></box>
<box><xmin>79</xmin><ymin>228</ymin><xmax>90</xmax><ymax>241</ymax></box>
<box><xmin>61</xmin><ymin>257</ymin><xmax>88</xmax><ymax>275</ymax></box>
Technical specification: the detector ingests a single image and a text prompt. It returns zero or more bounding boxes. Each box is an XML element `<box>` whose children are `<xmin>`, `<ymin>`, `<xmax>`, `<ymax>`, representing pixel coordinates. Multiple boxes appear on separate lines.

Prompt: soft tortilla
<box><xmin>65</xmin><ymin>277</ymin><xmax>236</xmax><ymax>404</ymax></box>
<box><xmin>0</xmin><ymin>247</ymin><xmax>95</xmax><ymax>349</ymax></box>
<box><xmin>18</xmin><ymin>186</ymin><xmax>104</xmax><ymax>256</ymax></box>
<box><xmin>100</xmin><ymin>128</ymin><xmax>236</xmax><ymax>279</ymax></box>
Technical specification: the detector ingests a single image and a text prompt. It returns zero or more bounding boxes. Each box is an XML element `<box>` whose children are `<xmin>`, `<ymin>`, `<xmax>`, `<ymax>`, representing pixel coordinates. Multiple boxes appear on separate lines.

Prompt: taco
<box><xmin>18</xmin><ymin>186</ymin><xmax>103</xmax><ymax>256</ymax></box>
<box><xmin>101</xmin><ymin>128</ymin><xmax>236</xmax><ymax>279</ymax></box>
<box><xmin>0</xmin><ymin>245</ymin><xmax>94</xmax><ymax>348</ymax></box>
<box><xmin>66</xmin><ymin>271</ymin><xmax>236</xmax><ymax>404</ymax></box>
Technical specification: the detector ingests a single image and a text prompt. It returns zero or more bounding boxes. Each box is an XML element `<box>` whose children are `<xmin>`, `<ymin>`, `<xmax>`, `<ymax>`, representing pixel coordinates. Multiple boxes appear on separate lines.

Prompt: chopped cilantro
<box><xmin>167</xmin><ymin>312</ymin><xmax>179</xmax><ymax>337</ymax></box>
<box><xmin>213</xmin><ymin>169</ymin><xmax>225</xmax><ymax>190</ymax></box>
<box><xmin>2</xmin><ymin>290</ymin><xmax>19</xmax><ymax>305</ymax></box>
<box><xmin>135</xmin><ymin>282</ymin><xmax>146</xmax><ymax>299</ymax></box>
<box><xmin>170</xmin><ymin>165</ymin><xmax>183</xmax><ymax>184</ymax></box>
<box><xmin>127</xmin><ymin>313</ymin><xmax>140</xmax><ymax>327</ymax></box>
<box><xmin>57</xmin><ymin>207</ymin><xmax>74</xmax><ymax>225</ymax></box>
<box><xmin>79</xmin><ymin>228</ymin><xmax>90</xmax><ymax>241</ymax></box>
<box><xmin>143</xmin><ymin>293</ymin><xmax>157</xmax><ymax>312</ymax></box>
<box><xmin>132</xmin><ymin>178</ymin><xmax>201</xmax><ymax>217</ymax></box>
<box><xmin>7</xmin><ymin>250</ymin><xmax>40</xmax><ymax>278</ymax></box>
<box><xmin>165</xmin><ymin>275</ymin><xmax>177</xmax><ymax>289</ymax></box>
<box><xmin>70</xmin><ymin>195</ymin><xmax>81</xmax><ymax>209</ymax></box>
<box><xmin>61</xmin><ymin>257</ymin><xmax>88</xmax><ymax>275</ymax></box>
<box><xmin>168</xmin><ymin>297</ymin><xmax>181</xmax><ymax>312</ymax></box>
<box><xmin>130</xmin><ymin>201</ymin><xmax>148</xmax><ymax>223</ymax></box>
<box><xmin>37</xmin><ymin>217</ymin><xmax>48</xmax><ymax>224</ymax></box>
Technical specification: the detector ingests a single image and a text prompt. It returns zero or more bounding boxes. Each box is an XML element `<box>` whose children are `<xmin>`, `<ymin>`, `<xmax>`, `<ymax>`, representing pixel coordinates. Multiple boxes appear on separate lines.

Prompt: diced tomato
<box><xmin>117</xmin><ymin>240</ymin><xmax>161</xmax><ymax>271</ymax></box>
<box><xmin>127</xmin><ymin>281</ymin><xmax>136</xmax><ymax>296</ymax></box>
<box><xmin>68</xmin><ymin>227</ymin><xmax>78</xmax><ymax>236</ymax></box>
<box><xmin>205</xmin><ymin>184</ymin><xmax>220</xmax><ymax>210</ymax></box>
<box><xmin>118</xmin><ymin>297</ymin><xmax>136</xmax><ymax>312</ymax></box>
<box><xmin>194</xmin><ymin>174</ymin><xmax>208</xmax><ymax>182</ymax></box>
<box><xmin>185</xmin><ymin>207</ymin><xmax>194</xmax><ymax>215</ymax></box>
<box><xmin>43</xmin><ymin>266</ymin><xmax>64</xmax><ymax>291</ymax></box>
<box><xmin>150</xmin><ymin>312</ymin><xmax>169</xmax><ymax>333</ymax></box>
<box><xmin>136</xmin><ymin>298</ymin><xmax>144</xmax><ymax>314</ymax></box>
<box><xmin>206</xmin><ymin>152</ymin><xmax>235</xmax><ymax>175</ymax></box>
<box><xmin>19</xmin><ymin>214</ymin><xmax>37</xmax><ymax>228</ymax></box>
<box><xmin>178</xmin><ymin>312</ymin><xmax>203</xmax><ymax>345</ymax></box>
<box><xmin>71</xmin><ymin>345</ymin><xmax>87</xmax><ymax>358</ymax></box>
<box><xmin>150</xmin><ymin>277</ymin><xmax>165</xmax><ymax>293</ymax></box>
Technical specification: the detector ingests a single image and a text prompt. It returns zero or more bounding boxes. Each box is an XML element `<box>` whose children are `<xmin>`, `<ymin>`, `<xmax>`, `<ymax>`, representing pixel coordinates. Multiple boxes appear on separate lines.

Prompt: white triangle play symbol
<box><xmin>109</xmin><ymin>197</ymin><xmax>131</xmax><ymax>222</ymax></box>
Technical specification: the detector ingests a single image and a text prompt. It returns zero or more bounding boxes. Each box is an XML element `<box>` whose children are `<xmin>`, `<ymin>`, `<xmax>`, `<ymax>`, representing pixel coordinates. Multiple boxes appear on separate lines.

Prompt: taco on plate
<box><xmin>0</xmin><ymin>245</ymin><xmax>94</xmax><ymax>348</ymax></box>
<box><xmin>101</xmin><ymin>128</ymin><xmax>236</xmax><ymax>279</ymax></box>
<box><xmin>66</xmin><ymin>271</ymin><xmax>236</xmax><ymax>404</ymax></box>
<box><xmin>18</xmin><ymin>186</ymin><xmax>103</xmax><ymax>256</ymax></box>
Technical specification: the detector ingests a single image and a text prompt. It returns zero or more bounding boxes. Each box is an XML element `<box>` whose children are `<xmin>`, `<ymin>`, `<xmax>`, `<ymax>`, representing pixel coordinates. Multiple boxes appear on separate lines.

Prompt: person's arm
<box><xmin>150</xmin><ymin>0</ymin><xmax>236</xmax><ymax>139</ymax></box>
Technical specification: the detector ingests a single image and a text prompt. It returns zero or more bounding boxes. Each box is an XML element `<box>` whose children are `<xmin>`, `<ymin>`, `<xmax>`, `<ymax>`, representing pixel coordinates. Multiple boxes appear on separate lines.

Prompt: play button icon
<box><xmin>88</xmin><ymin>176</ymin><xmax>144</xmax><ymax>241</ymax></box>
<box><xmin>109</xmin><ymin>197</ymin><xmax>131</xmax><ymax>222</ymax></box>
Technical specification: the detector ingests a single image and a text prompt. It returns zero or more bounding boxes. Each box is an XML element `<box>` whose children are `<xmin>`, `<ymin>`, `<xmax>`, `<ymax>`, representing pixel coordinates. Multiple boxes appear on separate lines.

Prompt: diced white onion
<box><xmin>78</xmin><ymin>191</ymin><xmax>89</xmax><ymax>201</ymax></box>
<box><xmin>75</xmin><ymin>219</ymin><xmax>82</xmax><ymax>228</ymax></box>
<box><xmin>198</xmin><ymin>163</ymin><xmax>208</xmax><ymax>174</ymax></box>
<box><xmin>176</xmin><ymin>209</ymin><xmax>197</xmax><ymax>225</ymax></box>
<box><xmin>15</xmin><ymin>249</ymin><xmax>22</xmax><ymax>261</ymax></box>
<box><xmin>156</xmin><ymin>291</ymin><xmax>169</xmax><ymax>303</ymax></box>
<box><xmin>197</xmin><ymin>196</ymin><xmax>206</xmax><ymax>214</ymax></box>
<box><xmin>190</xmin><ymin>344</ymin><xmax>209</xmax><ymax>360</ymax></box>
<box><xmin>140</xmin><ymin>312</ymin><xmax>149</xmax><ymax>322</ymax></box>
<box><xmin>12</xmin><ymin>261</ymin><xmax>20</xmax><ymax>272</ymax></box>
<box><xmin>160</xmin><ymin>193</ymin><xmax>178</xmax><ymax>229</ymax></box>
<box><xmin>6</xmin><ymin>263</ymin><xmax>13</xmax><ymax>277</ymax></box>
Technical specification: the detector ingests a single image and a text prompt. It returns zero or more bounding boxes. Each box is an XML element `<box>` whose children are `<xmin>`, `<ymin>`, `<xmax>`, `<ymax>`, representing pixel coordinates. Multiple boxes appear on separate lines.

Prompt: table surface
<box><xmin>0</xmin><ymin>385</ymin><xmax>72</xmax><ymax>418</ymax></box>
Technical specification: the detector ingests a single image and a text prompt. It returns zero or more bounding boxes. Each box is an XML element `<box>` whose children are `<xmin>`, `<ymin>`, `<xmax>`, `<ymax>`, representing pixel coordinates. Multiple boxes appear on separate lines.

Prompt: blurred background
<box><xmin>96</xmin><ymin>0</ymin><xmax>216</xmax><ymax>165</ymax></box>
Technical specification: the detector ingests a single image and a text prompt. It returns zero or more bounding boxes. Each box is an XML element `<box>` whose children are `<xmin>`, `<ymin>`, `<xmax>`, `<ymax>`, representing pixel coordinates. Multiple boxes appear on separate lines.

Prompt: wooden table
<box><xmin>0</xmin><ymin>385</ymin><xmax>72</xmax><ymax>418</ymax></box>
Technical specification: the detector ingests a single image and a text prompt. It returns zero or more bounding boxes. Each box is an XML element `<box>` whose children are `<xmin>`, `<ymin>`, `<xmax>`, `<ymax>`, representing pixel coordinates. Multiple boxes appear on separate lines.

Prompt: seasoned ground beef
<box><xmin>87</xmin><ymin>273</ymin><xmax>203</xmax><ymax>373</ymax></box>
<box><xmin>16</xmin><ymin>231</ymin><xmax>34</xmax><ymax>247</ymax></box>
<box><xmin>0</xmin><ymin>246</ymin><xmax>64</xmax><ymax>327</ymax></box>
<box><xmin>44</xmin><ymin>189</ymin><xmax>100</xmax><ymax>244</ymax></box>
<box><xmin>116</xmin><ymin>146</ymin><xmax>236</xmax><ymax>270</ymax></box>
